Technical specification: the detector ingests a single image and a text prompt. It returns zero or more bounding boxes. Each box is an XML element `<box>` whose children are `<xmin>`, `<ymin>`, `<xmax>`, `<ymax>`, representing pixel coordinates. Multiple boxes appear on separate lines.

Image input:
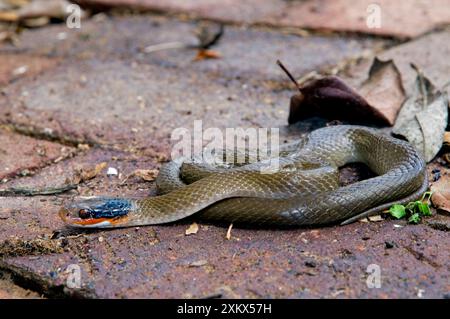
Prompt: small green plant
<box><xmin>388</xmin><ymin>192</ymin><xmax>433</xmax><ymax>224</ymax></box>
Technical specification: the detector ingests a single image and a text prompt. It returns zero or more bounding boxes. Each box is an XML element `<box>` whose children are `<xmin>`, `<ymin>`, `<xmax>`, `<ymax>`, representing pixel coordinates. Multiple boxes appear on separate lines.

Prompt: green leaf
<box><xmin>418</xmin><ymin>202</ymin><xmax>432</xmax><ymax>216</ymax></box>
<box><xmin>408</xmin><ymin>213</ymin><xmax>421</xmax><ymax>224</ymax></box>
<box><xmin>389</xmin><ymin>204</ymin><xmax>406</xmax><ymax>219</ymax></box>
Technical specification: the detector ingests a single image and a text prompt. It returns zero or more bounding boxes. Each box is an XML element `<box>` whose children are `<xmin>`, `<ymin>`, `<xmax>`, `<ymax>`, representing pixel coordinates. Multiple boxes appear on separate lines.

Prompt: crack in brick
<box><xmin>403</xmin><ymin>246</ymin><xmax>441</xmax><ymax>269</ymax></box>
<box><xmin>1</xmin><ymin>123</ymin><xmax>97</xmax><ymax>149</ymax></box>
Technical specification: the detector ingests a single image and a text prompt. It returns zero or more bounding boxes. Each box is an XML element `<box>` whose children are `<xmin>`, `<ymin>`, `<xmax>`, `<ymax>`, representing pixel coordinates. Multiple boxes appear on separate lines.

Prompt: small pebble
<box><xmin>12</xmin><ymin>65</ymin><xmax>28</xmax><ymax>76</ymax></box>
<box><xmin>107</xmin><ymin>167</ymin><xmax>118</xmax><ymax>176</ymax></box>
<box><xmin>384</xmin><ymin>241</ymin><xmax>395</xmax><ymax>249</ymax></box>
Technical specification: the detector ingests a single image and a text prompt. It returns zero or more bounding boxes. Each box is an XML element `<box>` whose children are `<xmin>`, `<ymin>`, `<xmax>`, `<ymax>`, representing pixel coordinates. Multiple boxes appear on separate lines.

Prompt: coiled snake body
<box><xmin>60</xmin><ymin>125</ymin><xmax>428</xmax><ymax>228</ymax></box>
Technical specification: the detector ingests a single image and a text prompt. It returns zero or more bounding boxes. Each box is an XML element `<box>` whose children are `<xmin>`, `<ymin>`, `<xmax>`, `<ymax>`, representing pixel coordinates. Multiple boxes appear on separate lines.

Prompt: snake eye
<box><xmin>78</xmin><ymin>209</ymin><xmax>91</xmax><ymax>219</ymax></box>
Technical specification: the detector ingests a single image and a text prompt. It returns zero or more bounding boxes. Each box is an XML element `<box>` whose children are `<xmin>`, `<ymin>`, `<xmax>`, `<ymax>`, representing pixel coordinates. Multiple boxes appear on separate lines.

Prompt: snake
<box><xmin>59</xmin><ymin>125</ymin><xmax>428</xmax><ymax>228</ymax></box>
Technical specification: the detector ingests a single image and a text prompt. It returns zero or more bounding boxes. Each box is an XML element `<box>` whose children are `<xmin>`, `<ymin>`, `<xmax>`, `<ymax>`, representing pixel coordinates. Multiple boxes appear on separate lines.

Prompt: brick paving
<box><xmin>75</xmin><ymin>0</ymin><xmax>450</xmax><ymax>38</ymax></box>
<box><xmin>0</xmin><ymin>1</ymin><xmax>449</xmax><ymax>298</ymax></box>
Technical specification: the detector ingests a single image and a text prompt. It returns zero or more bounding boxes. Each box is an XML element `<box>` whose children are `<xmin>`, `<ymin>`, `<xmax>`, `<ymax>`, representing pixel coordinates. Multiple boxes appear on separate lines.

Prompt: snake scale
<box><xmin>59</xmin><ymin>125</ymin><xmax>428</xmax><ymax>228</ymax></box>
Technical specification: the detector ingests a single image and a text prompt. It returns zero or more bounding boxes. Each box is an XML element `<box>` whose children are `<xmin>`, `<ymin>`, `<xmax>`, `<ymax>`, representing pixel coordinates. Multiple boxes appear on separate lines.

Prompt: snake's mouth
<box><xmin>59</xmin><ymin>197</ymin><xmax>134</xmax><ymax>228</ymax></box>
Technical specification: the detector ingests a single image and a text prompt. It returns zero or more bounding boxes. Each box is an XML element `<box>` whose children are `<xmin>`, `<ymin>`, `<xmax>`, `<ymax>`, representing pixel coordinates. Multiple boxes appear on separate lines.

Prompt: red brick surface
<box><xmin>0</xmin><ymin>6</ymin><xmax>448</xmax><ymax>299</ymax></box>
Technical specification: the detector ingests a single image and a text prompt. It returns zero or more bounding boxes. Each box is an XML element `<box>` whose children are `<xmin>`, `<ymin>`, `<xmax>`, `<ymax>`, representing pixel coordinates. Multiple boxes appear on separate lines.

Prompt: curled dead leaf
<box><xmin>393</xmin><ymin>65</ymin><xmax>448</xmax><ymax>162</ymax></box>
<box><xmin>185</xmin><ymin>222</ymin><xmax>199</xmax><ymax>235</ymax></box>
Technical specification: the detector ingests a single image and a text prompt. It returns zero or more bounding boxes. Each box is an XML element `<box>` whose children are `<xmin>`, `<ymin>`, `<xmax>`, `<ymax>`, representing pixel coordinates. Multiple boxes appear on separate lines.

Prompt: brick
<box><xmin>272</xmin><ymin>0</ymin><xmax>450</xmax><ymax>39</ymax></box>
<box><xmin>0</xmin><ymin>129</ymin><xmax>72</xmax><ymax>180</ymax></box>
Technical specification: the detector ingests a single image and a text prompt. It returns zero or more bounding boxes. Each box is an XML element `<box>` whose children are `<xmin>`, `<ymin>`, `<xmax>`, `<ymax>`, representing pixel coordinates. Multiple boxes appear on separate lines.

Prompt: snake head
<box><xmin>59</xmin><ymin>197</ymin><xmax>134</xmax><ymax>228</ymax></box>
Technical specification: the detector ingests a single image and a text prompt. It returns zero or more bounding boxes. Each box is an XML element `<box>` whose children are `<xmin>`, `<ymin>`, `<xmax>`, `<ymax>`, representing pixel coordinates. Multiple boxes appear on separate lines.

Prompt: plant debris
<box><xmin>392</xmin><ymin>64</ymin><xmax>449</xmax><ymax>162</ymax></box>
<box><xmin>189</xmin><ymin>259</ymin><xmax>208</xmax><ymax>267</ymax></box>
<box><xmin>73</xmin><ymin>162</ymin><xmax>107</xmax><ymax>184</ymax></box>
<box><xmin>133</xmin><ymin>169</ymin><xmax>158</xmax><ymax>182</ymax></box>
<box><xmin>143</xmin><ymin>22</ymin><xmax>224</xmax><ymax>61</ymax></box>
<box><xmin>193</xmin><ymin>22</ymin><xmax>224</xmax><ymax>61</ymax></box>
<box><xmin>185</xmin><ymin>222</ymin><xmax>199</xmax><ymax>235</ymax></box>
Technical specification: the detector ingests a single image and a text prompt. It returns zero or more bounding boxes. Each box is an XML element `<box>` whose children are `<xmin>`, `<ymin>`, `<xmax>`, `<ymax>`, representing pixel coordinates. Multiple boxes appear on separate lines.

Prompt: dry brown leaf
<box><xmin>185</xmin><ymin>222</ymin><xmax>199</xmax><ymax>235</ymax></box>
<box><xmin>359</xmin><ymin>58</ymin><xmax>405</xmax><ymax>126</ymax></box>
<box><xmin>431</xmin><ymin>176</ymin><xmax>450</xmax><ymax>213</ymax></box>
<box><xmin>367</xmin><ymin>215</ymin><xmax>384</xmax><ymax>222</ymax></box>
<box><xmin>73</xmin><ymin>162</ymin><xmax>107</xmax><ymax>183</ymax></box>
<box><xmin>133</xmin><ymin>169</ymin><xmax>158</xmax><ymax>182</ymax></box>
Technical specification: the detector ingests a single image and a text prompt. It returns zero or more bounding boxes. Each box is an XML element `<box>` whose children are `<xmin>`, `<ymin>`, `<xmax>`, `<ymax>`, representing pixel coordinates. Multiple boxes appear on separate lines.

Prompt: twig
<box><xmin>276</xmin><ymin>60</ymin><xmax>302</xmax><ymax>93</ymax></box>
<box><xmin>143</xmin><ymin>41</ymin><xmax>187</xmax><ymax>53</ymax></box>
<box><xmin>198</xmin><ymin>24</ymin><xmax>224</xmax><ymax>49</ymax></box>
<box><xmin>143</xmin><ymin>24</ymin><xmax>224</xmax><ymax>54</ymax></box>
<box><xmin>0</xmin><ymin>184</ymin><xmax>77</xmax><ymax>197</ymax></box>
